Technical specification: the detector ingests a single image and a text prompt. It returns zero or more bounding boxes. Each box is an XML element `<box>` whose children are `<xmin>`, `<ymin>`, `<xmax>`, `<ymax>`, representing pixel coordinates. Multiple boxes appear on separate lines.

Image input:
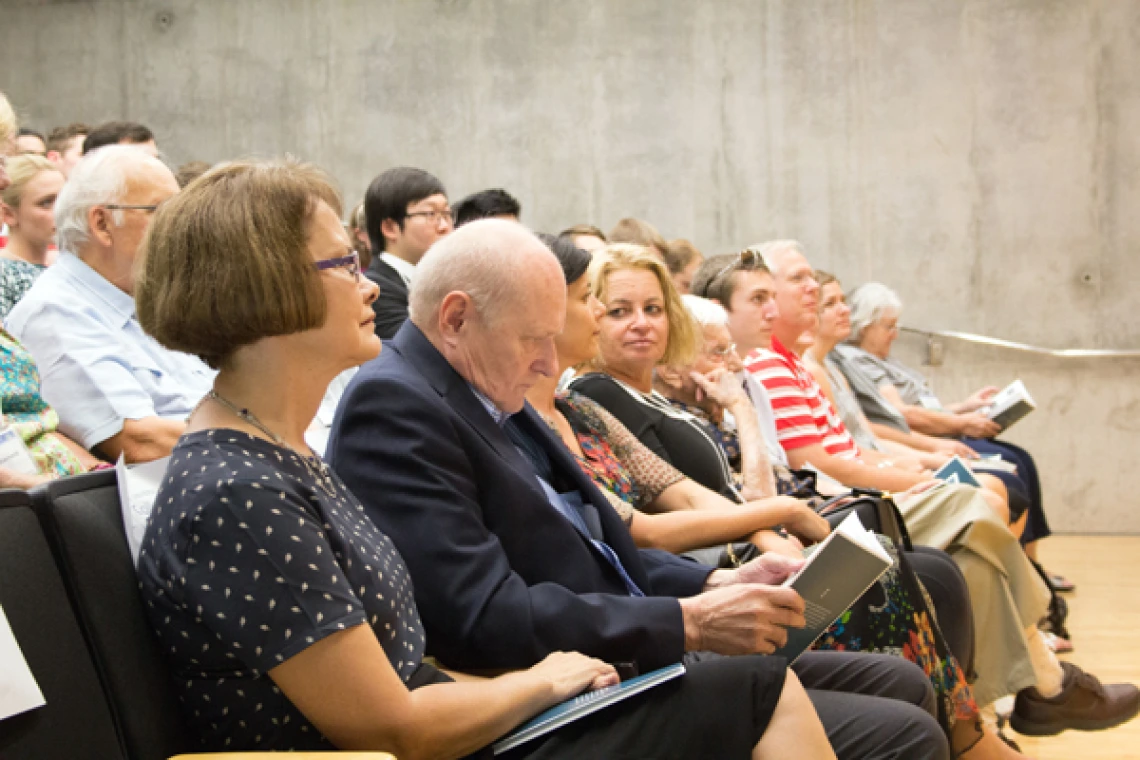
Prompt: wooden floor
<box><xmin>1005</xmin><ymin>536</ymin><xmax>1140</xmax><ymax>759</ymax></box>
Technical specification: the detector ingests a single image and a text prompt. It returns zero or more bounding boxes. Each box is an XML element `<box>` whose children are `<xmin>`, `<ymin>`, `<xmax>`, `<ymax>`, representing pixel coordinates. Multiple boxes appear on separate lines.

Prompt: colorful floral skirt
<box><xmin>811</xmin><ymin>535</ymin><xmax>978</xmax><ymax>732</ymax></box>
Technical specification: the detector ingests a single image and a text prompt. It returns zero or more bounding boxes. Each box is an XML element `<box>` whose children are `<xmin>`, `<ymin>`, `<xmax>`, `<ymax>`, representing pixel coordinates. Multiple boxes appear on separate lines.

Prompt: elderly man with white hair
<box><xmin>6</xmin><ymin>145</ymin><xmax>214</xmax><ymax>463</ymax></box>
<box><xmin>328</xmin><ymin>220</ymin><xmax>961</xmax><ymax>760</ymax></box>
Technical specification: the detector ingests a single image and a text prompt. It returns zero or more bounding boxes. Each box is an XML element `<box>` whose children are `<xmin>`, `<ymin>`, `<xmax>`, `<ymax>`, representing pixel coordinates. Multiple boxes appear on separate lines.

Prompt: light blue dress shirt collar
<box><xmin>468</xmin><ymin>383</ymin><xmax>509</xmax><ymax>426</ymax></box>
<box><xmin>56</xmin><ymin>253</ymin><xmax>137</xmax><ymax>328</ymax></box>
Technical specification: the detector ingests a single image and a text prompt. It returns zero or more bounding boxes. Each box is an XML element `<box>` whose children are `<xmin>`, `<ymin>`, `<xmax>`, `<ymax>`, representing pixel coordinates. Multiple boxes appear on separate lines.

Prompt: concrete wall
<box><xmin>3</xmin><ymin>0</ymin><xmax>1138</xmax><ymax>531</ymax></box>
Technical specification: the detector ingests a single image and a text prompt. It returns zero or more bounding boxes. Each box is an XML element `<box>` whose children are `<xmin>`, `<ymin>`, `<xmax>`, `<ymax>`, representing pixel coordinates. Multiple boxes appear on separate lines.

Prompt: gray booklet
<box><xmin>774</xmin><ymin>513</ymin><xmax>892</xmax><ymax>662</ymax></box>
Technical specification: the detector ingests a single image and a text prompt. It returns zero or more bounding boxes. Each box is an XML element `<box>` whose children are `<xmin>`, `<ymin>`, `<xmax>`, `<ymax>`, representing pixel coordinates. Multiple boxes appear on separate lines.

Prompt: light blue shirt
<box><xmin>6</xmin><ymin>254</ymin><xmax>216</xmax><ymax>449</ymax></box>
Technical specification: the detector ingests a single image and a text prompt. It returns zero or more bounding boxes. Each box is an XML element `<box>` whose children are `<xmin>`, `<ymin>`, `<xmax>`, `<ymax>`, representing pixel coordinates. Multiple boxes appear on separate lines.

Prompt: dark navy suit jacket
<box><xmin>327</xmin><ymin>321</ymin><xmax>712</xmax><ymax>671</ymax></box>
<box><xmin>363</xmin><ymin>255</ymin><xmax>410</xmax><ymax>340</ymax></box>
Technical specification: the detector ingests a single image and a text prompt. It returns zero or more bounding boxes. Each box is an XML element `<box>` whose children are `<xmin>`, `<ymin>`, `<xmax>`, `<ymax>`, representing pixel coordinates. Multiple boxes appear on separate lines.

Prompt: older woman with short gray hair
<box><xmin>833</xmin><ymin>282</ymin><xmax>1056</xmax><ymax>568</ymax></box>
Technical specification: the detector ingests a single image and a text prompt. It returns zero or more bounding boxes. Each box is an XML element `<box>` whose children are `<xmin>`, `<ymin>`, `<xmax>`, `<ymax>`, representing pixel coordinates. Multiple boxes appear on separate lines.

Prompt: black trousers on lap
<box><xmin>964</xmin><ymin>437</ymin><xmax>1052</xmax><ymax>544</ymax></box>
<box><xmin>794</xmin><ymin>651</ymin><xmax>950</xmax><ymax>760</ymax></box>
<box><xmin>907</xmin><ymin>545</ymin><xmax>976</xmax><ymax>680</ymax></box>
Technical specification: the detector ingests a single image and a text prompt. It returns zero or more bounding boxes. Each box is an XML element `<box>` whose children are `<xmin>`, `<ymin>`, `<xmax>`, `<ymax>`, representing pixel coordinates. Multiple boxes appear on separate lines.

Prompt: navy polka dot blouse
<box><xmin>137</xmin><ymin>429</ymin><xmax>426</xmax><ymax>751</ymax></box>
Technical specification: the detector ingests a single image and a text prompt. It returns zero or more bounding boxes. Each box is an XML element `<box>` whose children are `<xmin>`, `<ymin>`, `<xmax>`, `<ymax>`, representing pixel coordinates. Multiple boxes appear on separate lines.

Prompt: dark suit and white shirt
<box><xmin>363</xmin><ymin>252</ymin><xmax>416</xmax><ymax>340</ymax></box>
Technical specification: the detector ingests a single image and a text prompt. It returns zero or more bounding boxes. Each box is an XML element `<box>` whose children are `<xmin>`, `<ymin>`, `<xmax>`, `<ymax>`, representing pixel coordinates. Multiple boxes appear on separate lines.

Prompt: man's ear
<box><xmin>87</xmin><ymin>205</ymin><xmax>115</xmax><ymax>247</ymax></box>
<box><xmin>437</xmin><ymin>291</ymin><xmax>473</xmax><ymax>345</ymax></box>
<box><xmin>380</xmin><ymin>218</ymin><xmax>402</xmax><ymax>248</ymax></box>
<box><xmin>46</xmin><ymin>150</ymin><xmax>62</xmax><ymax>164</ymax></box>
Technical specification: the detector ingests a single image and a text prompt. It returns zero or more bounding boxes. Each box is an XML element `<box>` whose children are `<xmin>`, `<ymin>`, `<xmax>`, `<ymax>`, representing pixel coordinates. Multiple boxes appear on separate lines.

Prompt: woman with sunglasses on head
<box><xmin>573</xmin><ymin>245</ymin><xmax>1048</xmax><ymax>759</ymax></box>
<box><xmin>134</xmin><ymin>160</ymin><xmax>836</xmax><ymax>760</ymax></box>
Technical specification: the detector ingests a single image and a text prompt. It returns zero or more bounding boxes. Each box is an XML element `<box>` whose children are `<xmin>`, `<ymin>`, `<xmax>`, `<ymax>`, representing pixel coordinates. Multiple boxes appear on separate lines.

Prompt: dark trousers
<box><xmin>964</xmin><ymin>437</ymin><xmax>1052</xmax><ymax>544</ymax></box>
<box><xmin>794</xmin><ymin>651</ymin><xmax>950</xmax><ymax>760</ymax></box>
<box><xmin>907</xmin><ymin>546</ymin><xmax>976</xmax><ymax>680</ymax></box>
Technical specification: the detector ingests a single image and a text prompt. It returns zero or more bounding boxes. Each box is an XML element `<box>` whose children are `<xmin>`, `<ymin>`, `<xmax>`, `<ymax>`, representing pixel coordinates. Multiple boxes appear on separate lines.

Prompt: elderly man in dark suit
<box><xmin>328</xmin><ymin>219</ymin><xmax>948</xmax><ymax>760</ymax></box>
<box><xmin>362</xmin><ymin>166</ymin><xmax>454</xmax><ymax>339</ymax></box>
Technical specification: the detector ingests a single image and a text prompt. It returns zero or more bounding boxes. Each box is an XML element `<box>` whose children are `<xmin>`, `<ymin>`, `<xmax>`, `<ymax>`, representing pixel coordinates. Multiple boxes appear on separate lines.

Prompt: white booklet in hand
<box><xmin>984</xmin><ymin>379</ymin><xmax>1036</xmax><ymax>431</ymax></box>
<box><xmin>773</xmin><ymin>513</ymin><xmax>892</xmax><ymax>662</ymax></box>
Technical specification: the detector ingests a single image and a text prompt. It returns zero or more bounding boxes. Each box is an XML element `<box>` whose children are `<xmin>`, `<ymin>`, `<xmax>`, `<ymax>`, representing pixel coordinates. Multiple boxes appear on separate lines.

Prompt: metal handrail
<box><xmin>900</xmin><ymin>326</ymin><xmax>1140</xmax><ymax>359</ymax></box>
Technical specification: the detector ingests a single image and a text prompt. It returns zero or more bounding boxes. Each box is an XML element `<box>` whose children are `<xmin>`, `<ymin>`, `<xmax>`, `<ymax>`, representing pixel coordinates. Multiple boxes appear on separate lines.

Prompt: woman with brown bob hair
<box><xmin>134</xmin><ymin>161</ymin><xmax>830</xmax><ymax>759</ymax></box>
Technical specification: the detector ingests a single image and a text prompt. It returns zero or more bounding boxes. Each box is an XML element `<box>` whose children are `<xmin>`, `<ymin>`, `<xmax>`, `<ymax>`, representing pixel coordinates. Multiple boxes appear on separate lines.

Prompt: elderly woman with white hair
<box><xmin>832</xmin><ymin>282</ymin><xmax>1056</xmax><ymax>574</ymax></box>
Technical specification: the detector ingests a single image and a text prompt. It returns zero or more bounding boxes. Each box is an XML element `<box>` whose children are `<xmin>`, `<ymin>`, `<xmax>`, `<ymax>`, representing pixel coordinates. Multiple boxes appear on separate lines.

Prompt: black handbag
<box><xmin>816</xmin><ymin>488</ymin><xmax>913</xmax><ymax>551</ymax></box>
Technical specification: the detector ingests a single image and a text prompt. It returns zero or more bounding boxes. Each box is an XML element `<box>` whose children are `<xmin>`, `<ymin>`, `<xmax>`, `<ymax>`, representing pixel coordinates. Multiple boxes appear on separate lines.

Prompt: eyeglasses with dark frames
<box><xmin>104</xmin><ymin>204</ymin><xmax>161</xmax><ymax>213</ymax></box>
<box><xmin>404</xmin><ymin>208</ymin><xmax>454</xmax><ymax>225</ymax></box>
<box><xmin>313</xmin><ymin>252</ymin><xmax>361</xmax><ymax>282</ymax></box>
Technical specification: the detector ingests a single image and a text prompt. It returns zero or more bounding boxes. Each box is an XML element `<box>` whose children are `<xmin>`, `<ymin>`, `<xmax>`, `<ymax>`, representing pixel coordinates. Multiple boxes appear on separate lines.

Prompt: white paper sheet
<box><xmin>0</xmin><ymin>604</ymin><xmax>46</xmax><ymax>722</ymax></box>
<box><xmin>116</xmin><ymin>455</ymin><xmax>171</xmax><ymax>567</ymax></box>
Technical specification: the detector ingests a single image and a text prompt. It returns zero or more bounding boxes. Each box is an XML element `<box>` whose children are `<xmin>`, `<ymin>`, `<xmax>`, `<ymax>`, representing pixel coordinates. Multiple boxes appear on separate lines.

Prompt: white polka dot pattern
<box><xmin>137</xmin><ymin>429</ymin><xmax>426</xmax><ymax>751</ymax></box>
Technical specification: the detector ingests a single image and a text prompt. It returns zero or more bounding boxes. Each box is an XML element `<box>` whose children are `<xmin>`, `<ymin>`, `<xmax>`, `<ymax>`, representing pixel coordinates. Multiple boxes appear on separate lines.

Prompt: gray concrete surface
<box><xmin>2</xmin><ymin>0</ymin><xmax>1137</xmax><ymax>531</ymax></box>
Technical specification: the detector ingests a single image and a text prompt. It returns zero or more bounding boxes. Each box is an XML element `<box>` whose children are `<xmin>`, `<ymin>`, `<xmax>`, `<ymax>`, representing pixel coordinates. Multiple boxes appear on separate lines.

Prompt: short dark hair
<box><xmin>538</xmin><ymin>233</ymin><xmax>591</xmax><ymax>286</ymax></box>
<box><xmin>46</xmin><ymin>123</ymin><xmax>89</xmax><ymax>154</ymax></box>
<box><xmin>363</xmin><ymin>167</ymin><xmax>446</xmax><ymax>252</ymax></box>
<box><xmin>82</xmin><ymin>121</ymin><xmax>155</xmax><ymax>154</ymax></box>
<box><xmin>690</xmin><ymin>250</ymin><xmax>770</xmax><ymax>308</ymax></box>
<box><xmin>452</xmin><ymin>188</ymin><xmax>521</xmax><ymax>227</ymax></box>
<box><xmin>16</xmin><ymin>127</ymin><xmax>44</xmax><ymax>141</ymax></box>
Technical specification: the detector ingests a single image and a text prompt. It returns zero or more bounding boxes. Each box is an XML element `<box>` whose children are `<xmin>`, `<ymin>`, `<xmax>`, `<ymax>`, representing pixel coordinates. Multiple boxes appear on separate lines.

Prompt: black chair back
<box><xmin>0</xmin><ymin>488</ymin><xmax>125</xmax><ymax>760</ymax></box>
<box><xmin>32</xmin><ymin>470</ymin><xmax>191</xmax><ymax>760</ymax></box>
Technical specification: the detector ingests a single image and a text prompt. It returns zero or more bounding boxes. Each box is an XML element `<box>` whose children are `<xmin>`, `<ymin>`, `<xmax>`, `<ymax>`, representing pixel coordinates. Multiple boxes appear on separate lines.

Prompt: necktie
<box><xmin>503</xmin><ymin>418</ymin><xmax>644</xmax><ymax>597</ymax></box>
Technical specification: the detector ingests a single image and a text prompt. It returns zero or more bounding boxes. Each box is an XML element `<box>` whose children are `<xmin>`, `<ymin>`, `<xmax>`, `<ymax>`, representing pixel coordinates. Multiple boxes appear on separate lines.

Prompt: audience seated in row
<box><xmin>134</xmin><ymin>161</ymin><xmax>841</xmax><ymax>759</ymax></box>
<box><xmin>1</xmin><ymin>85</ymin><xmax>1137</xmax><ymax>756</ymax></box>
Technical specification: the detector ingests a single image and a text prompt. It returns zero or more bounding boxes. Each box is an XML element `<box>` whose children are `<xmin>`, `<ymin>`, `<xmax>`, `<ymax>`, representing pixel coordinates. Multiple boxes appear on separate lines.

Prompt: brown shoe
<box><xmin>1011</xmin><ymin>662</ymin><xmax>1140</xmax><ymax>736</ymax></box>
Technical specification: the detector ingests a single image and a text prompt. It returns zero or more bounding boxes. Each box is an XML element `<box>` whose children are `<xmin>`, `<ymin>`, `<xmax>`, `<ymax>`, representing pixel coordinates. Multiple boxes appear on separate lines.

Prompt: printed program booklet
<box><xmin>773</xmin><ymin>513</ymin><xmax>892</xmax><ymax>662</ymax></box>
<box><xmin>933</xmin><ymin>455</ymin><xmax>983</xmax><ymax>488</ymax></box>
<box><xmin>492</xmin><ymin>662</ymin><xmax>686</xmax><ymax>754</ymax></box>
<box><xmin>985</xmin><ymin>379</ymin><xmax>1036</xmax><ymax>431</ymax></box>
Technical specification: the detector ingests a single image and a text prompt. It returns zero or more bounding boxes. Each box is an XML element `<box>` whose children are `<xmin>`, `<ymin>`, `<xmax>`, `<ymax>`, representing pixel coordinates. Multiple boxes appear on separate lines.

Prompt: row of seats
<box><xmin>0</xmin><ymin>470</ymin><xmax>390</xmax><ymax>760</ymax></box>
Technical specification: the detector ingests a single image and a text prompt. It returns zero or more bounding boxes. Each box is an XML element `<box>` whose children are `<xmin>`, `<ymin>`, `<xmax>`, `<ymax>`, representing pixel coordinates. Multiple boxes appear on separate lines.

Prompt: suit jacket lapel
<box><xmin>391</xmin><ymin>322</ymin><xmax>528</xmax><ymax>468</ymax></box>
<box><xmin>515</xmin><ymin>406</ymin><xmax>653</xmax><ymax>590</ymax></box>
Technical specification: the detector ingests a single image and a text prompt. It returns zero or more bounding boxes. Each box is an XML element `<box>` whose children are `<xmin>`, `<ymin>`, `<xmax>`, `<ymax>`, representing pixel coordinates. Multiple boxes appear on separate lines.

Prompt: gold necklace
<box><xmin>204</xmin><ymin>389</ymin><xmax>337</xmax><ymax>496</ymax></box>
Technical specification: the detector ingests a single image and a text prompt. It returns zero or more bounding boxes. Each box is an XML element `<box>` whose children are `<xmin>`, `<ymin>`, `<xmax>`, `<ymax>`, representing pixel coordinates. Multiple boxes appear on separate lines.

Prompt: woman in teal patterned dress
<box><xmin>0</xmin><ymin>329</ymin><xmax>99</xmax><ymax>486</ymax></box>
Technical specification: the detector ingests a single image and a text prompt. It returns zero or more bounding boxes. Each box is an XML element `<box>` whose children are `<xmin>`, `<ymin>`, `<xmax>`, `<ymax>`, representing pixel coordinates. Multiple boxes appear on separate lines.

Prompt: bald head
<box><xmin>410</xmin><ymin>218</ymin><xmax>564</xmax><ymax>329</ymax></box>
<box><xmin>411</xmin><ymin>218</ymin><xmax>566</xmax><ymax>413</ymax></box>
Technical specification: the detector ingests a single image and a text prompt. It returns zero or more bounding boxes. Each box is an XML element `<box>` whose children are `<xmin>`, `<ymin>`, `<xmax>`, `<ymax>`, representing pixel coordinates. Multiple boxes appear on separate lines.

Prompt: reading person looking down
<box><xmin>134</xmin><ymin>158</ymin><xmax>842</xmax><ymax>759</ymax></box>
<box><xmin>834</xmin><ymin>281</ymin><xmax>1054</xmax><ymax>561</ymax></box>
<box><xmin>746</xmin><ymin>238</ymin><xmax>1139</xmax><ymax>733</ymax></box>
<box><xmin>331</xmin><ymin>222</ymin><xmax>954</xmax><ymax>760</ymax></box>
<box><xmin>5</xmin><ymin>145</ymin><xmax>214</xmax><ymax>463</ymax></box>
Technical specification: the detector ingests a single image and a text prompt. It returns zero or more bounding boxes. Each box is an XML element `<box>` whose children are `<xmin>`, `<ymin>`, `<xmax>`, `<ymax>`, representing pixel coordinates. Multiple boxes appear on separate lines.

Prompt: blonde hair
<box><xmin>137</xmin><ymin>159</ymin><xmax>342</xmax><ymax>370</ymax></box>
<box><xmin>589</xmin><ymin>243</ymin><xmax>699</xmax><ymax>367</ymax></box>
<box><xmin>1</xmin><ymin>154</ymin><xmax>61</xmax><ymax>208</ymax></box>
<box><xmin>0</xmin><ymin>93</ymin><xmax>16</xmax><ymax>149</ymax></box>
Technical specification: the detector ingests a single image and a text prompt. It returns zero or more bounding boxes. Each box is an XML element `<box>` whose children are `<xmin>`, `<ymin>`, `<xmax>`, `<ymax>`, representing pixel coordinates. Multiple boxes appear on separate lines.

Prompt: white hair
<box><xmin>53</xmin><ymin>144</ymin><xmax>167</xmax><ymax>254</ymax></box>
<box><xmin>409</xmin><ymin>218</ymin><xmax>562</xmax><ymax>328</ymax></box>
<box><xmin>846</xmin><ymin>282</ymin><xmax>903</xmax><ymax>343</ymax></box>
<box><xmin>682</xmin><ymin>294</ymin><xmax>729</xmax><ymax>328</ymax></box>
<box><xmin>748</xmin><ymin>239</ymin><xmax>806</xmax><ymax>276</ymax></box>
